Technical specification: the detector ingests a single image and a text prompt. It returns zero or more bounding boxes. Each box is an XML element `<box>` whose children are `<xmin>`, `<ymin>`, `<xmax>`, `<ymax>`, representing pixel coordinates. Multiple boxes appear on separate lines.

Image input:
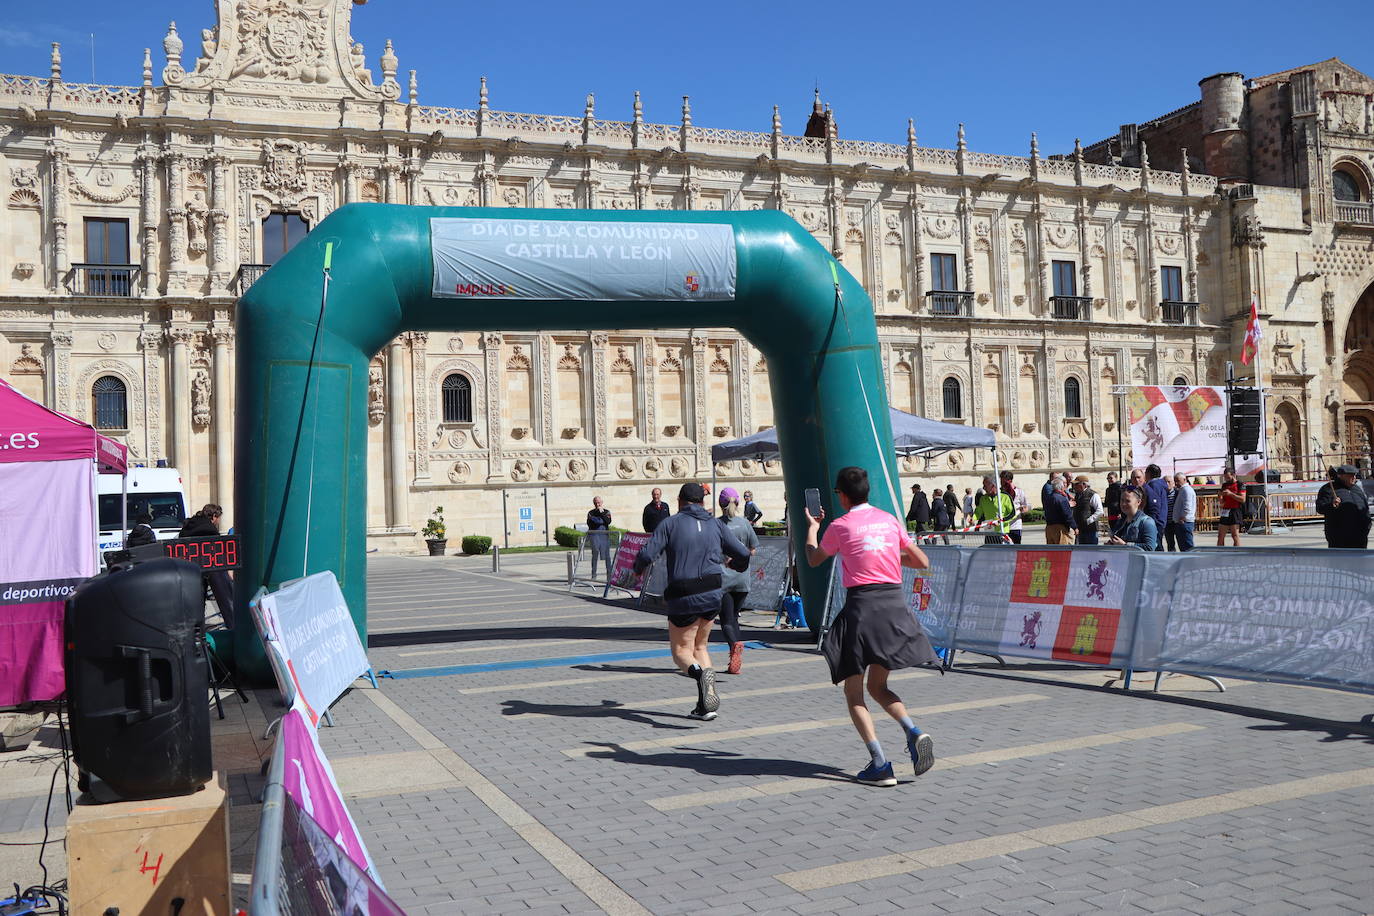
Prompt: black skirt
<box><xmin>822</xmin><ymin>583</ymin><xmax>940</xmax><ymax>684</ymax></box>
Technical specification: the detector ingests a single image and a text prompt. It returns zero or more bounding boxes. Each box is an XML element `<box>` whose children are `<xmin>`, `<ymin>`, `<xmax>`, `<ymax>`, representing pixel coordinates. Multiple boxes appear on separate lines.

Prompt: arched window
<box><xmin>262</xmin><ymin>212</ymin><xmax>310</xmax><ymax>264</ymax></box>
<box><xmin>92</xmin><ymin>375</ymin><xmax>127</xmax><ymax>429</ymax></box>
<box><xmin>1172</xmin><ymin>376</ymin><xmax>1189</xmax><ymax>388</ymax></box>
<box><xmin>441</xmin><ymin>373</ymin><xmax>473</xmax><ymax>423</ymax></box>
<box><xmin>1333</xmin><ymin>169</ymin><xmax>1362</xmax><ymax>202</ymax></box>
<box><xmin>1062</xmin><ymin>377</ymin><xmax>1083</xmax><ymax>419</ymax></box>
<box><xmin>941</xmin><ymin>377</ymin><xmax>962</xmax><ymax>420</ymax></box>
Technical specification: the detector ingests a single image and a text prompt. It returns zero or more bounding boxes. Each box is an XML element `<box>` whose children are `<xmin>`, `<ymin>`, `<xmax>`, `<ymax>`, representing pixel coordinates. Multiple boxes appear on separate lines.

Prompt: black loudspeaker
<box><xmin>65</xmin><ymin>558</ymin><xmax>212</xmax><ymax>799</ymax></box>
<box><xmin>1228</xmin><ymin>388</ymin><xmax>1263</xmax><ymax>454</ymax></box>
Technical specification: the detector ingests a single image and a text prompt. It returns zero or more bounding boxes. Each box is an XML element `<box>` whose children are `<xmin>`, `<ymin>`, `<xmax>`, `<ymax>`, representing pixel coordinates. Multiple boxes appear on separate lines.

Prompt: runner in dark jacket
<box><xmin>634</xmin><ymin>482</ymin><xmax>750</xmax><ymax>720</ymax></box>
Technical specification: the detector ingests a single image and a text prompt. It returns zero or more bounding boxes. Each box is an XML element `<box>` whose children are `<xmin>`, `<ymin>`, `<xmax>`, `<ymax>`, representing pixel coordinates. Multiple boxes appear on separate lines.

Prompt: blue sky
<box><xmin>2</xmin><ymin>0</ymin><xmax>1372</xmax><ymax>158</ymax></box>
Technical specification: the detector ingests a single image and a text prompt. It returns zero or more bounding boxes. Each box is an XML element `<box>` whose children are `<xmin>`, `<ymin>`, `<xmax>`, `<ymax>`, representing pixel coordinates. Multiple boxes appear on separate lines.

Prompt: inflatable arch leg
<box><xmin>233</xmin><ymin>205</ymin><xmax>899</xmax><ymax>680</ymax></box>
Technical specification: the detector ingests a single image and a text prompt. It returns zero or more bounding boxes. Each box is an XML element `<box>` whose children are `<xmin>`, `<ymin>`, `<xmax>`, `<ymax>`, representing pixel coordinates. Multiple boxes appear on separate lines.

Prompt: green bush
<box><xmin>461</xmin><ymin>535</ymin><xmax>492</xmax><ymax>555</ymax></box>
<box><xmin>1023</xmin><ymin>508</ymin><xmax>1046</xmax><ymax>524</ymax></box>
<box><xmin>554</xmin><ymin>526</ymin><xmax>584</xmax><ymax>549</ymax></box>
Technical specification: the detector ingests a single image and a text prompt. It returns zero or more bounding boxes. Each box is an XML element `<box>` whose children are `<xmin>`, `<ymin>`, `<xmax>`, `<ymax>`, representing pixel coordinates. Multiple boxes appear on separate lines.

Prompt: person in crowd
<box><xmin>929</xmin><ymin>490</ymin><xmax>952</xmax><ymax>544</ymax></box>
<box><xmin>586</xmin><ymin>496</ymin><xmax>613</xmax><ymax>578</ymax></box>
<box><xmin>974</xmin><ymin>475</ymin><xmax>1016</xmax><ymax>544</ymax></box>
<box><xmin>1217</xmin><ymin>467</ymin><xmax>1245</xmax><ymax>547</ymax></box>
<box><xmin>1043</xmin><ymin>477</ymin><xmax>1077</xmax><ymax>545</ymax></box>
<box><xmin>125</xmin><ymin>512</ymin><xmax>157</xmax><ymax>548</ymax></box>
<box><xmin>634</xmin><ymin>483</ymin><xmax>750</xmax><ymax>720</ymax></box>
<box><xmin>1316</xmin><ymin>464</ymin><xmax>1371</xmax><ymax>549</ymax></box>
<box><xmin>1103</xmin><ymin>471</ymin><xmax>1123</xmax><ymax>523</ymax></box>
<box><xmin>642</xmin><ymin>487</ymin><xmax>671</xmax><ymax>534</ymax></box>
<box><xmin>1000</xmin><ymin>470</ymin><xmax>1030</xmax><ymax>545</ymax></box>
<box><xmin>962</xmin><ymin>487</ymin><xmax>976</xmax><ymax>524</ymax></box>
<box><xmin>1108</xmin><ymin>488</ymin><xmax>1158</xmax><ymax>550</ymax></box>
<box><xmin>905</xmin><ymin>483</ymin><xmax>930</xmax><ymax>533</ymax></box>
<box><xmin>1071</xmin><ymin>476</ymin><xmax>1102</xmax><ymax>545</ymax></box>
<box><xmin>941</xmin><ymin>485</ymin><xmax>959</xmax><ymax>524</ymax></box>
<box><xmin>1143</xmin><ymin>464</ymin><xmax>1170</xmax><ymax>551</ymax></box>
<box><xmin>1040</xmin><ymin>471</ymin><xmax>1061</xmax><ymax>513</ymax></box>
<box><xmin>1169</xmin><ymin>473</ymin><xmax>1196</xmax><ymax>552</ymax></box>
<box><xmin>805</xmin><ymin>466</ymin><xmax>939</xmax><ymax>786</ymax></box>
<box><xmin>743</xmin><ymin>490</ymin><xmax>763</xmax><ymax>524</ymax></box>
<box><xmin>179</xmin><ymin>504</ymin><xmax>234</xmax><ymax>626</ymax></box>
<box><xmin>715</xmin><ymin>487</ymin><xmax>759</xmax><ymax>674</ymax></box>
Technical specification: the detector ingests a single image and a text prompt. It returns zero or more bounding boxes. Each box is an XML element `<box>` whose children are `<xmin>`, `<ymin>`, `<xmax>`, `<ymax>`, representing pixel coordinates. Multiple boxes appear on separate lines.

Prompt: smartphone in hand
<box><xmin>804</xmin><ymin>487</ymin><xmax>822</xmax><ymax>519</ymax></box>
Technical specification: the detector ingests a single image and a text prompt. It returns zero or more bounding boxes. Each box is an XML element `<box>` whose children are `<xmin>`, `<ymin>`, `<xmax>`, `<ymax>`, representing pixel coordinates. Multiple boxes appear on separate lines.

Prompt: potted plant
<box><xmin>423</xmin><ymin>506</ymin><xmax>447</xmax><ymax>556</ymax></box>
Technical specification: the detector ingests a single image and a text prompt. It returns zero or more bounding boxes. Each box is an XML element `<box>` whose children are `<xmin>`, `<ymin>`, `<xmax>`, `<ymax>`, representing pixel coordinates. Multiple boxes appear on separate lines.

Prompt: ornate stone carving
<box><xmin>367</xmin><ymin>363</ymin><xmax>384</xmax><ymax>424</ymax></box>
<box><xmin>261</xmin><ymin>139</ymin><xmax>307</xmax><ymax>197</ymax></box>
<box><xmin>97</xmin><ymin>332</ymin><xmax>117</xmax><ymax>351</ymax></box>
<box><xmin>616</xmin><ymin>457</ymin><xmax>636</xmax><ymax>479</ymax></box>
<box><xmin>923</xmin><ymin>215</ymin><xmax>958</xmax><ymax>239</ymax></box>
<box><xmin>447</xmin><ymin>430</ymin><xmax>466</xmax><ymax>449</ymax></box>
<box><xmin>567</xmin><ymin>458</ymin><xmax>589</xmax><ymax>480</ymax></box>
<box><xmin>511</xmin><ymin>458</ymin><xmax>533</xmax><ymax>482</ymax></box>
<box><xmin>448</xmin><ymin>461</ymin><xmax>471</xmax><ymax>483</ymax></box>
<box><xmin>669</xmin><ymin>456</ymin><xmax>689</xmax><ymax>478</ymax></box>
<box><xmin>644</xmin><ymin>457</ymin><xmax>663</xmax><ymax>477</ymax></box>
<box><xmin>538</xmin><ymin>458</ymin><xmax>561</xmax><ymax>481</ymax></box>
<box><xmin>191</xmin><ymin>367</ymin><xmax>212</xmax><ymax>428</ymax></box>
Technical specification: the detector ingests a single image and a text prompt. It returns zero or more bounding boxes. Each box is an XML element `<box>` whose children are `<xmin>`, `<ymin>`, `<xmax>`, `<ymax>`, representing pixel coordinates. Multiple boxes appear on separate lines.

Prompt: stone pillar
<box><xmin>483</xmin><ymin>333</ymin><xmax>505</xmax><ymax>481</ymax></box>
<box><xmin>137</xmin><ymin>145</ymin><xmax>160</xmax><ymax>297</ymax></box>
<box><xmin>50</xmin><ymin>330</ymin><xmax>73</xmax><ymax>415</ymax></box>
<box><xmin>208</xmin><ymin>153</ymin><xmax>230</xmax><ymax>291</ymax></box>
<box><xmin>385</xmin><ymin>338</ymin><xmax>410</xmax><ymax>528</ymax></box>
<box><xmin>47</xmin><ymin>142</ymin><xmax>69</xmax><ymax>292</ymax></box>
<box><xmin>381</xmin><ymin>160</ymin><xmax>400</xmax><ymax>204</ymax></box>
<box><xmin>407</xmin><ymin>331</ymin><xmax>430</xmax><ymax>481</ymax></box>
<box><xmin>140</xmin><ymin>329</ymin><xmax>164</xmax><ymax>462</ymax></box>
<box><xmin>590</xmin><ymin>333</ymin><xmax>609</xmax><ymax>480</ymax></box>
<box><xmin>211</xmin><ymin>325</ymin><xmax>233</xmax><ymax>508</ymax></box>
<box><xmin>165</xmin><ymin>152</ymin><xmax>188</xmax><ymax>292</ymax></box>
<box><xmin>167</xmin><ymin>326</ymin><xmax>194</xmax><ymax>474</ymax></box>
<box><xmin>690</xmin><ymin>333</ymin><xmax>709</xmax><ymax>473</ymax></box>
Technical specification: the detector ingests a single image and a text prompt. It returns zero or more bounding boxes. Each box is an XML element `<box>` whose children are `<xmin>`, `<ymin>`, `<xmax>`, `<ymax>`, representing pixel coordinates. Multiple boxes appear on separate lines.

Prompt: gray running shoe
<box><xmin>908</xmin><ymin>732</ymin><xmax>935</xmax><ymax>777</ymax></box>
<box><xmin>698</xmin><ymin>667</ymin><xmax>720</xmax><ymax>713</ymax></box>
<box><xmin>689</xmin><ymin>705</ymin><xmax>718</xmax><ymax>721</ymax></box>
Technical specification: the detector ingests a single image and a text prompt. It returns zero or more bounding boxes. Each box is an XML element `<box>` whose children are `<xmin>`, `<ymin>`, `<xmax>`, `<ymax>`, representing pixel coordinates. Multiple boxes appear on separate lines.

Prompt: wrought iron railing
<box><xmin>236</xmin><ymin>263</ymin><xmax>270</xmax><ymax>296</ymax></box>
<box><xmin>925</xmin><ymin>290</ymin><xmax>973</xmax><ymax>317</ymax></box>
<box><xmin>68</xmin><ymin>263</ymin><xmax>139</xmax><ymax>297</ymax></box>
<box><xmin>1160</xmin><ymin>300</ymin><xmax>1199</xmax><ymax>325</ymax></box>
<box><xmin>1050</xmin><ymin>295</ymin><xmax>1092</xmax><ymax>320</ymax></box>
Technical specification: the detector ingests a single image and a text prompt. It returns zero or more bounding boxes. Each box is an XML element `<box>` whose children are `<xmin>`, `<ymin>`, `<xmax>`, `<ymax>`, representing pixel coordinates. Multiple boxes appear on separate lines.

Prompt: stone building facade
<box><xmin>0</xmin><ymin>0</ymin><xmax>1369</xmax><ymax>548</ymax></box>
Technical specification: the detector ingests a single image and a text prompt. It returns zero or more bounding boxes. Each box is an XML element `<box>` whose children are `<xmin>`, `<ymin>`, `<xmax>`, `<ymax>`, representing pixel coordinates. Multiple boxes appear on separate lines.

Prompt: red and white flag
<box><xmin>1241</xmin><ymin>292</ymin><xmax>1263</xmax><ymax>365</ymax></box>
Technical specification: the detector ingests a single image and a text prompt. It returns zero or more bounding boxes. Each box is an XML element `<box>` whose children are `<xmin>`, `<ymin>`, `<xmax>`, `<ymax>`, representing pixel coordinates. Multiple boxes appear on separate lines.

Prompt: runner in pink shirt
<box><xmin>806</xmin><ymin>466</ymin><xmax>940</xmax><ymax>786</ymax></box>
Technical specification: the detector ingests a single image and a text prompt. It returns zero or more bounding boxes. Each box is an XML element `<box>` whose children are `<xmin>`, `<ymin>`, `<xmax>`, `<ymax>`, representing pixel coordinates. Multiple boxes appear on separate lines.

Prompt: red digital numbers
<box><xmin>162</xmin><ymin>535</ymin><xmax>240</xmax><ymax>570</ymax></box>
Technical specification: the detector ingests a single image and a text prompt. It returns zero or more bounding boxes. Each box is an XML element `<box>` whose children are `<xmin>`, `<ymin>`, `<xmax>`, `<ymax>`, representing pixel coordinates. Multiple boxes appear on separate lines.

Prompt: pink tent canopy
<box><xmin>0</xmin><ymin>377</ymin><xmax>127</xmax><ymax>473</ymax></box>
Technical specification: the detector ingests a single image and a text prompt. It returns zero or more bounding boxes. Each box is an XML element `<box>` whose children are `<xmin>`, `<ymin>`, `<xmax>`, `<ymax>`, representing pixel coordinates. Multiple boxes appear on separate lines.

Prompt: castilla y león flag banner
<box><xmin>1128</xmin><ymin>386</ymin><xmax>1263</xmax><ymax>475</ymax></box>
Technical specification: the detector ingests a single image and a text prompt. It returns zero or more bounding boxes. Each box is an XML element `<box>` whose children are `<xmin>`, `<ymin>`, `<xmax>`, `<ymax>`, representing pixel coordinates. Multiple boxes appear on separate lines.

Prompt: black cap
<box><xmin>678</xmin><ymin>482</ymin><xmax>706</xmax><ymax>503</ymax></box>
<box><xmin>1336</xmin><ymin>464</ymin><xmax>1358</xmax><ymax>475</ymax></box>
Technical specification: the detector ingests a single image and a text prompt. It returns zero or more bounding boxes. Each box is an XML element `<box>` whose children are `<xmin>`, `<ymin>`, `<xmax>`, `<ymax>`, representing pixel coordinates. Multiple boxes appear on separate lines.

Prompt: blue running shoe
<box><xmin>908</xmin><ymin>731</ymin><xmax>935</xmax><ymax>777</ymax></box>
<box><xmin>855</xmin><ymin>760</ymin><xmax>897</xmax><ymax>787</ymax></box>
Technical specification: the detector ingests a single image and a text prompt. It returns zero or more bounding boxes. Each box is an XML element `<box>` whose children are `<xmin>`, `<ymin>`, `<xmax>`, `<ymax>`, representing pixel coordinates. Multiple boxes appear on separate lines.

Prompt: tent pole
<box><xmin>120</xmin><ymin>465</ymin><xmax>128</xmax><ymax>547</ymax></box>
<box><xmin>991</xmin><ymin>447</ymin><xmax>1006</xmax><ymax>538</ymax></box>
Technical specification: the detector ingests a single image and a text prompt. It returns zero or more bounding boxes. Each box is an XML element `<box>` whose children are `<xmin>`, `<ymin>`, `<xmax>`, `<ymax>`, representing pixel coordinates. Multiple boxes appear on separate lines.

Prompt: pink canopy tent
<box><xmin>0</xmin><ymin>377</ymin><xmax>127</xmax><ymax>706</ymax></box>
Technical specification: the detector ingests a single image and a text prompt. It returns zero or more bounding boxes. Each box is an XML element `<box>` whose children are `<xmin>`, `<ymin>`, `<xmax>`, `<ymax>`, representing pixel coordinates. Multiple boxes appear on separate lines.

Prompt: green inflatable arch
<box><xmin>233</xmin><ymin>204</ymin><xmax>900</xmax><ymax>679</ymax></box>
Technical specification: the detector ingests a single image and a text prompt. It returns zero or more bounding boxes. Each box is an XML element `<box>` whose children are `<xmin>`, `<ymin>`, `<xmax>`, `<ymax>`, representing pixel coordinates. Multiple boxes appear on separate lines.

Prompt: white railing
<box><xmin>1335</xmin><ymin>201</ymin><xmax>1374</xmax><ymax>224</ymax></box>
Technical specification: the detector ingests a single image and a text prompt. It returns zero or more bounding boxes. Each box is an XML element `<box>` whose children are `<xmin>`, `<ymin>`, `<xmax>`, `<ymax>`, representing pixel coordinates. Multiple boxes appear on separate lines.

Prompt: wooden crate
<box><xmin>68</xmin><ymin>771</ymin><xmax>230</xmax><ymax>916</ymax></box>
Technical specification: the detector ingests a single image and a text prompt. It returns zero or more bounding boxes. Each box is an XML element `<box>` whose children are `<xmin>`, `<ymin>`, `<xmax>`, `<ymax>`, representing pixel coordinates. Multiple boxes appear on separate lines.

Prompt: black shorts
<box><xmin>667</xmin><ymin>611</ymin><xmax>718</xmax><ymax>627</ymax></box>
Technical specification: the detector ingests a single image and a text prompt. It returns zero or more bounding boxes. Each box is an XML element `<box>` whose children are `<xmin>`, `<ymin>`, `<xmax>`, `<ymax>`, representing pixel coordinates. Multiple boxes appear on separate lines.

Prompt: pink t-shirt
<box><xmin>819</xmin><ymin>503</ymin><xmax>910</xmax><ymax>588</ymax></box>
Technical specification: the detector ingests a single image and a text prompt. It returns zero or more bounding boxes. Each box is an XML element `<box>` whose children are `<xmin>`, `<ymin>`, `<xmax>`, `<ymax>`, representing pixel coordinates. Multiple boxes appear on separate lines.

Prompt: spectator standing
<box><xmin>1217</xmin><ymin>468</ymin><xmax>1245</xmax><ymax>547</ymax></box>
<box><xmin>743</xmin><ymin>490</ymin><xmax>763</xmax><ymax>524</ymax></box>
<box><xmin>805</xmin><ymin>466</ymin><xmax>939</xmax><ymax>785</ymax></box>
<box><xmin>642</xmin><ymin>487</ymin><xmax>671</xmax><ymax>534</ymax></box>
<box><xmin>633</xmin><ymin>483</ymin><xmax>750</xmax><ymax>719</ymax></box>
<box><xmin>974</xmin><ymin>476</ymin><xmax>1016</xmax><ymax>544</ymax></box>
<box><xmin>1103</xmin><ymin>471</ymin><xmax>1123</xmax><ymax>523</ymax></box>
<box><xmin>179</xmin><ymin>504</ymin><xmax>234</xmax><ymax>626</ymax></box>
<box><xmin>1316</xmin><ymin>464</ymin><xmax>1371</xmax><ymax>548</ymax></box>
<box><xmin>929</xmin><ymin>492</ymin><xmax>951</xmax><ymax>544</ymax></box>
<box><xmin>1169</xmin><ymin>473</ymin><xmax>1196</xmax><ymax>552</ymax></box>
<box><xmin>1000</xmin><ymin>471</ymin><xmax>1030</xmax><ymax>545</ymax></box>
<box><xmin>1108</xmin><ymin>489</ymin><xmax>1158</xmax><ymax>550</ymax></box>
<box><xmin>1043</xmin><ymin>478</ymin><xmax>1077</xmax><ymax>545</ymax></box>
<box><xmin>942</xmin><ymin>485</ymin><xmax>960</xmax><ymax>525</ymax></box>
<box><xmin>1040</xmin><ymin>472</ymin><xmax>1061</xmax><ymax>512</ymax></box>
<box><xmin>586</xmin><ymin>496</ymin><xmax>613</xmax><ymax>578</ymax></box>
<box><xmin>1072</xmin><ymin>476</ymin><xmax>1103</xmax><ymax>545</ymax></box>
<box><xmin>906</xmin><ymin>484</ymin><xmax>930</xmax><ymax>533</ymax></box>
<box><xmin>125</xmin><ymin>512</ymin><xmax>157</xmax><ymax>548</ymax></box>
<box><xmin>1143</xmin><ymin>465</ymin><xmax>1170</xmax><ymax>551</ymax></box>
<box><xmin>962</xmin><ymin>488</ymin><xmax>976</xmax><ymax>524</ymax></box>
<box><xmin>715</xmin><ymin>488</ymin><xmax>759</xmax><ymax>674</ymax></box>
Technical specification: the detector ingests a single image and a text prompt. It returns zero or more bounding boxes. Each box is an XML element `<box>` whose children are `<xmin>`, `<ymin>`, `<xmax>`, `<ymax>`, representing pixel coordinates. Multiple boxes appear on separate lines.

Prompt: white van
<box><xmin>97</xmin><ymin>467</ymin><xmax>189</xmax><ymax>556</ymax></box>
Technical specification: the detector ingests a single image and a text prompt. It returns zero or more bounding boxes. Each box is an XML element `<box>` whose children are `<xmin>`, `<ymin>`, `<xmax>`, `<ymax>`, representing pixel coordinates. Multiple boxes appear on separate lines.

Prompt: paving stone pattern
<box><xmin>328</xmin><ymin>556</ymin><xmax>1374</xmax><ymax>914</ymax></box>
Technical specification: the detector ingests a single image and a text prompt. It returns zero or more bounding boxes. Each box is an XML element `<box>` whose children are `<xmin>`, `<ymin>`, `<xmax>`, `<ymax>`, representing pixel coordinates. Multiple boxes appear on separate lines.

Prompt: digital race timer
<box><xmin>160</xmin><ymin>535</ymin><xmax>241</xmax><ymax>571</ymax></box>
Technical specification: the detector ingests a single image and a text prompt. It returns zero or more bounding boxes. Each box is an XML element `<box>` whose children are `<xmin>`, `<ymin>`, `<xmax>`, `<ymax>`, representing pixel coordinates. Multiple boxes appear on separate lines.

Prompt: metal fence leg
<box><xmin>566</xmin><ymin>552</ymin><xmax>575</xmax><ymax>591</ymax></box>
<box><xmin>492</xmin><ymin>545</ymin><xmax>501</xmax><ymax>573</ymax></box>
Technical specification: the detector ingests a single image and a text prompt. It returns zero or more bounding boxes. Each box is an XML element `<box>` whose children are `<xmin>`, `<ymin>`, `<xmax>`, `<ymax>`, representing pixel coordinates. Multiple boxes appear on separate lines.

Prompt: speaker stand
<box><xmin>204</xmin><ymin>637</ymin><xmax>248</xmax><ymax>722</ymax></box>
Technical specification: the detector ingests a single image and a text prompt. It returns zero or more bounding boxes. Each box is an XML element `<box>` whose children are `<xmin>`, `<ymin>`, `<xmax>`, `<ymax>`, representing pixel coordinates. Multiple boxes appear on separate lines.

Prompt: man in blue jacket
<box><xmin>1143</xmin><ymin>464</ymin><xmax>1170</xmax><ymax>551</ymax></box>
<box><xmin>634</xmin><ymin>482</ymin><xmax>751</xmax><ymax>720</ymax></box>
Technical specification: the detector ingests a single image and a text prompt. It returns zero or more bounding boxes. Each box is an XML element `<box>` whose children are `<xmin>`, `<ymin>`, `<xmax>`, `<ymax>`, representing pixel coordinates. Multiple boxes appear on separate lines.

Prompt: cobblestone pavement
<box><xmin>2</xmin><ymin>536</ymin><xmax>1370</xmax><ymax>915</ymax></box>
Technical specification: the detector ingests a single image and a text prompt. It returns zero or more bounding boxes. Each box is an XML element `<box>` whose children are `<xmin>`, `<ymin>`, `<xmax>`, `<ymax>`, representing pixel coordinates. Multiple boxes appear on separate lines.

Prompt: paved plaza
<box><xmin>2</xmin><ymin>532</ymin><xmax>1372</xmax><ymax>914</ymax></box>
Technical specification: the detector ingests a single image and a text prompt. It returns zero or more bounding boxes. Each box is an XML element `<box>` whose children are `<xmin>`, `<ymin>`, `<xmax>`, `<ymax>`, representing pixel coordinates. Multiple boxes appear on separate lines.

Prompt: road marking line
<box><xmin>648</xmin><ymin>722</ymin><xmax>1202</xmax><ymax>811</ymax></box>
<box><xmin>774</xmin><ymin>765</ymin><xmax>1374</xmax><ymax>892</ymax></box>
<box><xmin>562</xmin><ymin>694</ymin><xmax>1047</xmax><ymax>758</ymax></box>
<box><xmin>397</xmin><ymin>638</ymin><xmax>601</xmax><ymax>658</ymax></box>
<box><xmin>370</xmin><ymin>610</ymin><xmax>628</xmax><ymax>631</ymax></box>
<box><xmin>516</xmin><ymin>668</ymin><xmax>929</xmax><ymax>722</ymax></box>
<box><xmin>459</xmin><ymin>655</ymin><xmax>817</xmax><ymax>694</ymax></box>
<box><xmin>361</xmin><ymin>689</ymin><xmax>648</xmax><ymax>915</ymax></box>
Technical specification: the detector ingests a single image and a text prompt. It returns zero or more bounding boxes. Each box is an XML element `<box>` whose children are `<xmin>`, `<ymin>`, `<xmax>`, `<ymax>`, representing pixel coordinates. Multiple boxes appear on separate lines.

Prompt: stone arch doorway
<box><xmin>1341</xmin><ymin>280</ymin><xmax>1374</xmax><ymax>461</ymax></box>
<box><xmin>232</xmin><ymin>205</ymin><xmax>900</xmax><ymax>679</ymax></box>
<box><xmin>1270</xmin><ymin>401</ymin><xmax>1303</xmax><ymax>476</ymax></box>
